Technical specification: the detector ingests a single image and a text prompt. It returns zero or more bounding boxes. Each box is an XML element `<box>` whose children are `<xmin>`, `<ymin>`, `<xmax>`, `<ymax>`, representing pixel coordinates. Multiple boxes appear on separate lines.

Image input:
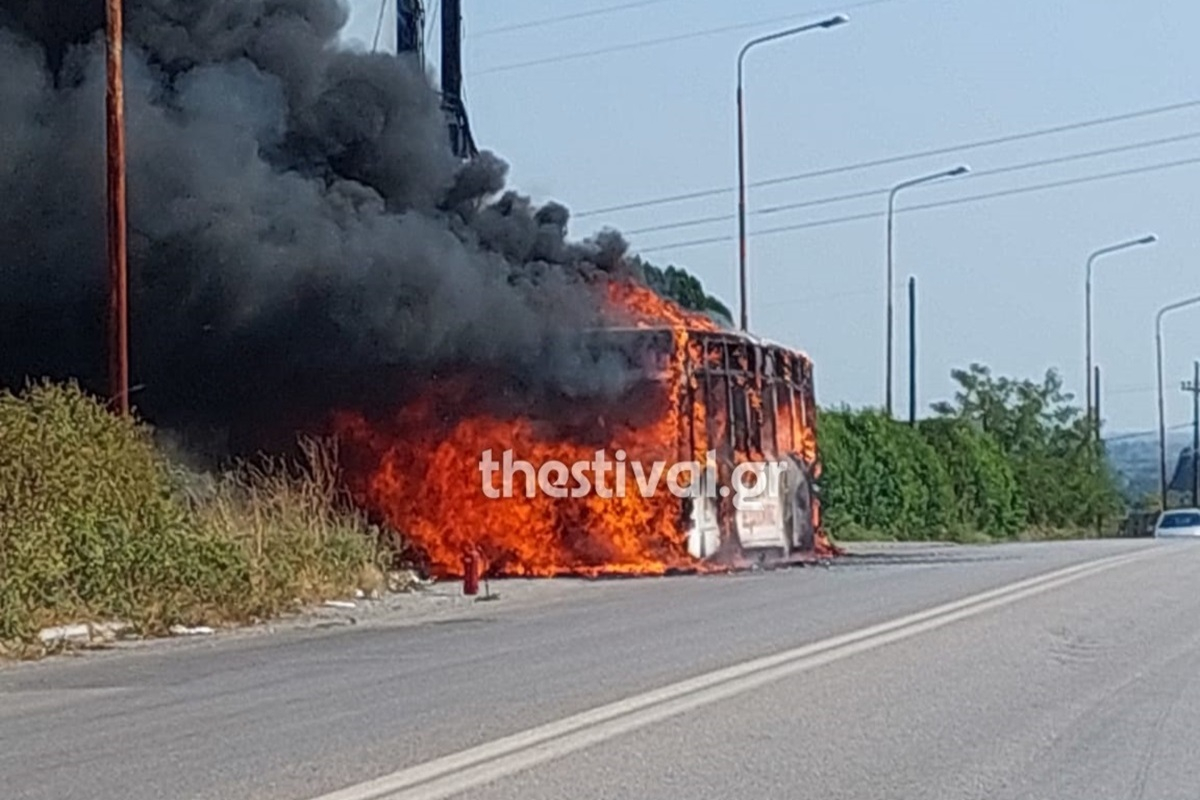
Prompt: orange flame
<box><xmin>335</xmin><ymin>395</ymin><xmax>690</xmax><ymax>577</ymax></box>
<box><xmin>333</xmin><ymin>277</ymin><xmax>834</xmax><ymax>577</ymax></box>
<box><xmin>604</xmin><ymin>281</ymin><xmax>721</xmax><ymax>332</ymax></box>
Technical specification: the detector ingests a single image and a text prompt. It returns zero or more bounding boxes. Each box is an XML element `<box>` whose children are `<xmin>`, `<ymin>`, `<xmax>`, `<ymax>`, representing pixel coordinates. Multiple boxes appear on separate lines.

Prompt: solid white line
<box><xmin>309</xmin><ymin>548</ymin><xmax>1154</xmax><ymax>800</ymax></box>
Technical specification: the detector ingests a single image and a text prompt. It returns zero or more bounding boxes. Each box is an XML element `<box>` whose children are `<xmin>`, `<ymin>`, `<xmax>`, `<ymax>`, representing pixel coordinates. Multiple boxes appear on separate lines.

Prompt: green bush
<box><xmin>918</xmin><ymin>418</ymin><xmax>1026</xmax><ymax>537</ymax></box>
<box><xmin>0</xmin><ymin>382</ymin><xmax>384</xmax><ymax>650</ymax></box>
<box><xmin>817</xmin><ymin>408</ymin><xmax>955</xmax><ymax>540</ymax></box>
<box><xmin>931</xmin><ymin>364</ymin><xmax>1122</xmax><ymax>530</ymax></box>
<box><xmin>0</xmin><ymin>382</ymin><xmax>248</xmax><ymax>641</ymax></box>
<box><xmin>817</xmin><ymin>364</ymin><xmax>1124</xmax><ymax>543</ymax></box>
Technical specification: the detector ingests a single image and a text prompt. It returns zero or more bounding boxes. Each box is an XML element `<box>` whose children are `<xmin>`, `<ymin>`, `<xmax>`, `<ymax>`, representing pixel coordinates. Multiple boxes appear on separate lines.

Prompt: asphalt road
<box><xmin>3</xmin><ymin>539</ymin><xmax>1198</xmax><ymax>800</ymax></box>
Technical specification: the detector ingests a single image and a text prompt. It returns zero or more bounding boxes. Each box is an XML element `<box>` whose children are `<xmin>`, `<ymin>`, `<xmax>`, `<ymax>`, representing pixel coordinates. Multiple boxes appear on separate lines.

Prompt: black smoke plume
<box><xmin>0</xmin><ymin>0</ymin><xmax>644</xmax><ymax>451</ymax></box>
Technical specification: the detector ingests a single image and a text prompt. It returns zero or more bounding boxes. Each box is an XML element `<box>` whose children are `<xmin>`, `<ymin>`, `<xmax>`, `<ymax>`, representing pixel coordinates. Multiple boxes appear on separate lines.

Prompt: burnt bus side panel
<box><xmin>677</xmin><ymin>331</ymin><xmax>820</xmax><ymax>562</ymax></box>
<box><xmin>592</xmin><ymin>327</ymin><xmax>821</xmax><ymax>564</ymax></box>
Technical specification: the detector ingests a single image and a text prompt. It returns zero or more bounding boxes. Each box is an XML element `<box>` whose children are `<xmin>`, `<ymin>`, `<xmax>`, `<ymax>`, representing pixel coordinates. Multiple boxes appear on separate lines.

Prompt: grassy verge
<box><xmin>1014</xmin><ymin>525</ymin><xmax>1114</xmax><ymax>542</ymax></box>
<box><xmin>830</xmin><ymin>525</ymin><xmax>1117</xmax><ymax>546</ymax></box>
<box><xmin>830</xmin><ymin>525</ymin><xmax>997</xmax><ymax>545</ymax></box>
<box><xmin>0</xmin><ymin>382</ymin><xmax>387</xmax><ymax>657</ymax></box>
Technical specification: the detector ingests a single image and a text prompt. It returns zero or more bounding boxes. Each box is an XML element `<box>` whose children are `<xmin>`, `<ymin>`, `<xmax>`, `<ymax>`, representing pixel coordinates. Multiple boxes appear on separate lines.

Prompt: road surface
<box><xmin>3</xmin><ymin>539</ymin><xmax>1199</xmax><ymax>799</ymax></box>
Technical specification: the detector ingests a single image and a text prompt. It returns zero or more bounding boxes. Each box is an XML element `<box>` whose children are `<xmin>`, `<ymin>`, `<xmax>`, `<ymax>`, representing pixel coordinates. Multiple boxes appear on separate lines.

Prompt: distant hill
<box><xmin>1105</xmin><ymin>431</ymin><xmax>1194</xmax><ymax>504</ymax></box>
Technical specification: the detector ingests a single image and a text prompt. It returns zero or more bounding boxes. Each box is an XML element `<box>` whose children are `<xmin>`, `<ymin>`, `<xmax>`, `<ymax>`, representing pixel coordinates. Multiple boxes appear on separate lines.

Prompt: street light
<box><xmin>736</xmin><ymin>13</ymin><xmax>848</xmax><ymax>332</ymax></box>
<box><xmin>884</xmin><ymin>165</ymin><xmax>969</xmax><ymax>417</ymax></box>
<box><xmin>1085</xmin><ymin>234</ymin><xmax>1157</xmax><ymax>428</ymax></box>
<box><xmin>1156</xmin><ymin>294</ymin><xmax>1200</xmax><ymax>511</ymax></box>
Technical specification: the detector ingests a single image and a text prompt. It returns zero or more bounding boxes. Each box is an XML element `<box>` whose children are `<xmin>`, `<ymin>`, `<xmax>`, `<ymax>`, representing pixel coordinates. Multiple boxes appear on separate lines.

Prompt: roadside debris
<box><xmin>38</xmin><ymin>624</ymin><xmax>91</xmax><ymax>646</ymax></box>
<box><xmin>11</xmin><ymin>569</ymin><xmax>457</xmax><ymax>663</ymax></box>
<box><xmin>168</xmin><ymin>625</ymin><xmax>216</xmax><ymax>637</ymax></box>
<box><xmin>37</xmin><ymin>621</ymin><xmax>133</xmax><ymax>646</ymax></box>
<box><xmin>387</xmin><ymin>569</ymin><xmax>430</xmax><ymax>593</ymax></box>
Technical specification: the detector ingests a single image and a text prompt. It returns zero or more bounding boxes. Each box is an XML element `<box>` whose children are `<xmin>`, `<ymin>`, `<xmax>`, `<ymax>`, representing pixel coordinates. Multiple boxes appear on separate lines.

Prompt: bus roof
<box><xmin>585</xmin><ymin>325</ymin><xmax>813</xmax><ymax>363</ymax></box>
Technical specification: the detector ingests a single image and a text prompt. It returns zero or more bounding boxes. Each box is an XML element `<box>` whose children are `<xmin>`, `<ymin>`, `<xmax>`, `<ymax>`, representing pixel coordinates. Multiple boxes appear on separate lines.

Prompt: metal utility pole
<box><xmin>735</xmin><ymin>14</ymin><xmax>848</xmax><ymax>333</ymax></box>
<box><xmin>1094</xmin><ymin>365</ymin><xmax>1103</xmax><ymax>538</ymax></box>
<box><xmin>396</xmin><ymin>0</ymin><xmax>425</xmax><ymax>60</ymax></box>
<box><xmin>1094</xmin><ymin>366</ymin><xmax>1101</xmax><ymax>442</ymax></box>
<box><xmin>1156</xmin><ymin>295</ymin><xmax>1200</xmax><ymax>511</ymax></box>
<box><xmin>908</xmin><ymin>275</ymin><xmax>917</xmax><ymax>426</ymax></box>
<box><xmin>441</xmin><ymin>0</ymin><xmax>477</xmax><ymax>159</ymax></box>
<box><xmin>1183</xmin><ymin>361</ymin><xmax>1200</xmax><ymax>507</ymax></box>
<box><xmin>1194</xmin><ymin>360</ymin><xmax>1199</xmax><ymax>508</ymax></box>
<box><xmin>1085</xmin><ymin>234</ymin><xmax>1157</xmax><ymax>425</ymax></box>
<box><xmin>106</xmin><ymin>0</ymin><xmax>130</xmax><ymax>417</ymax></box>
<box><xmin>884</xmin><ymin>165</ymin><xmax>969</xmax><ymax>416</ymax></box>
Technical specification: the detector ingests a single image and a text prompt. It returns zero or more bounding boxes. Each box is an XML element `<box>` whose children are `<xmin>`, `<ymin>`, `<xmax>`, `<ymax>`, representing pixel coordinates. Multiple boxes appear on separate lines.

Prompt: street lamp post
<box><xmin>1085</xmin><ymin>235</ymin><xmax>1157</xmax><ymax>430</ymax></box>
<box><xmin>884</xmin><ymin>165</ymin><xmax>969</xmax><ymax>417</ymax></box>
<box><xmin>1156</xmin><ymin>294</ymin><xmax>1200</xmax><ymax>510</ymax></box>
<box><xmin>736</xmin><ymin>13</ymin><xmax>848</xmax><ymax>332</ymax></box>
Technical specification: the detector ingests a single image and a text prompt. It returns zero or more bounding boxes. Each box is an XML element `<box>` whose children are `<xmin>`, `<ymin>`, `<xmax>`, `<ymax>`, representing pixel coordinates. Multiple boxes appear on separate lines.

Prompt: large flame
<box><xmin>606</xmin><ymin>281</ymin><xmax>721</xmax><ymax>333</ymax></box>
<box><xmin>334</xmin><ymin>278</ymin><xmax>830</xmax><ymax>578</ymax></box>
<box><xmin>334</xmin><ymin>390</ymin><xmax>690</xmax><ymax>578</ymax></box>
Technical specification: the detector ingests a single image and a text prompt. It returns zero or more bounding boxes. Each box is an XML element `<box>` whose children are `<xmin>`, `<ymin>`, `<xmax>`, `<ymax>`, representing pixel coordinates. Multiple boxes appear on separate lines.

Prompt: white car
<box><xmin>1153</xmin><ymin>508</ymin><xmax>1200</xmax><ymax>538</ymax></box>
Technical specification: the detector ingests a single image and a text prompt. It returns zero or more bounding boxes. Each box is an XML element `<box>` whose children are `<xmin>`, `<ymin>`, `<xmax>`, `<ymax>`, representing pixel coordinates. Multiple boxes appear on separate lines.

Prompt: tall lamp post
<box><xmin>884</xmin><ymin>165</ymin><xmax>969</xmax><ymax>417</ymax></box>
<box><xmin>106</xmin><ymin>0</ymin><xmax>130</xmax><ymax>417</ymax></box>
<box><xmin>1156</xmin><ymin>294</ymin><xmax>1200</xmax><ymax>510</ymax></box>
<box><xmin>1085</xmin><ymin>235</ymin><xmax>1157</xmax><ymax>429</ymax></box>
<box><xmin>736</xmin><ymin>13</ymin><xmax>848</xmax><ymax>332</ymax></box>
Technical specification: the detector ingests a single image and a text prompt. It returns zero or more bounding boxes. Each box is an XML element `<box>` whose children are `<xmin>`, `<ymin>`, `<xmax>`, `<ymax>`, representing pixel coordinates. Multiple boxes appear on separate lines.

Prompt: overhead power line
<box><xmin>472</xmin><ymin>0</ymin><xmax>677</xmax><ymax>37</ymax></box>
<box><xmin>756</xmin><ymin>281</ymin><xmax>908</xmax><ymax>310</ymax></box>
<box><xmin>577</xmin><ymin>98</ymin><xmax>1200</xmax><ymax>219</ymax></box>
<box><xmin>1105</xmin><ymin>385</ymin><xmax>1158</xmax><ymax>397</ymax></box>
<box><xmin>636</xmin><ymin>154</ymin><xmax>1200</xmax><ymax>254</ymax></box>
<box><xmin>624</xmin><ymin>129</ymin><xmax>1200</xmax><ymax>236</ymax></box>
<box><xmin>426</xmin><ymin>1</ymin><xmax>440</xmax><ymax>47</ymax></box>
<box><xmin>371</xmin><ymin>0</ymin><xmax>388</xmax><ymax>52</ymax></box>
<box><xmin>471</xmin><ymin>0</ymin><xmax>898</xmax><ymax>76</ymax></box>
<box><xmin>1106</xmin><ymin>422</ymin><xmax>1192</xmax><ymax>443</ymax></box>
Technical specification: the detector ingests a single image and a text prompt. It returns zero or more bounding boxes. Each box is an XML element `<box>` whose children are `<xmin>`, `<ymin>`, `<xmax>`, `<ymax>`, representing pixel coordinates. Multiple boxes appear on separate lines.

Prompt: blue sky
<box><xmin>340</xmin><ymin>0</ymin><xmax>1200</xmax><ymax>436</ymax></box>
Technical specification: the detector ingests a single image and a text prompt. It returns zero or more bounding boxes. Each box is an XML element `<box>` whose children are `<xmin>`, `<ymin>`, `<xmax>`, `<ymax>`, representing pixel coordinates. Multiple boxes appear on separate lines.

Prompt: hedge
<box><xmin>816</xmin><ymin>365</ymin><xmax>1124</xmax><ymax>541</ymax></box>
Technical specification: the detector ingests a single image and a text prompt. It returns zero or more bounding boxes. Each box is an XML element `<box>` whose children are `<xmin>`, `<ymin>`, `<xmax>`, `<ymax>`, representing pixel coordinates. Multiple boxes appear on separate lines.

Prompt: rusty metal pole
<box><xmin>106</xmin><ymin>0</ymin><xmax>130</xmax><ymax>417</ymax></box>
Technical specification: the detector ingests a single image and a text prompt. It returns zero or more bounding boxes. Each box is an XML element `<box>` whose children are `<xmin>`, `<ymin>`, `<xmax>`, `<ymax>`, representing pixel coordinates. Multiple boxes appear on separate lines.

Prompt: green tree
<box><xmin>630</xmin><ymin>257</ymin><xmax>733</xmax><ymax>326</ymax></box>
<box><xmin>930</xmin><ymin>363</ymin><xmax>1122</xmax><ymax>529</ymax></box>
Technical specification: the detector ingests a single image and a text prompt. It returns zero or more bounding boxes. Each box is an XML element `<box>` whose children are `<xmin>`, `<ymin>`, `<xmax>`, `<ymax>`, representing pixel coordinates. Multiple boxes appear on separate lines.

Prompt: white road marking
<box><xmin>309</xmin><ymin>548</ymin><xmax>1156</xmax><ymax>800</ymax></box>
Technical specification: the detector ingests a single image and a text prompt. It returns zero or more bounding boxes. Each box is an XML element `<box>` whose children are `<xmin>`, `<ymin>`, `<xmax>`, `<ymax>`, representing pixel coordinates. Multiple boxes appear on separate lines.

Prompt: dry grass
<box><xmin>183</xmin><ymin>437</ymin><xmax>387</xmax><ymax>618</ymax></box>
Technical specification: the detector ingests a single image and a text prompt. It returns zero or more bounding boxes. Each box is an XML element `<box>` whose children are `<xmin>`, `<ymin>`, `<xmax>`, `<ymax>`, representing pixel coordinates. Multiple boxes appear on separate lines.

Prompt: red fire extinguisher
<box><xmin>462</xmin><ymin>546</ymin><xmax>480</xmax><ymax>596</ymax></box>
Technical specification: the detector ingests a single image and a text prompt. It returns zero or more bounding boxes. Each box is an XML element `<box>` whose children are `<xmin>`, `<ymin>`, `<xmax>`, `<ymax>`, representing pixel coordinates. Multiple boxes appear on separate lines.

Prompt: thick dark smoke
<box><xmin>0</xmin><ymin>0</ymin><xmax>643</xmax><ymax>450</ymax></box>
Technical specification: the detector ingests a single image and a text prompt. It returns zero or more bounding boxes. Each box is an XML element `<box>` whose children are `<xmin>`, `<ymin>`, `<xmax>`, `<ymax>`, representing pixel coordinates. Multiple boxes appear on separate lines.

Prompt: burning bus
<box><xmin>579</xmin><ymin>323</ymin><xmax>824</xmax><ymax>565</ymax></box>
<box><xmin>334</xmin><ymin>281</ymin><xmax>828</xmax><ymax>578</ymax></box>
